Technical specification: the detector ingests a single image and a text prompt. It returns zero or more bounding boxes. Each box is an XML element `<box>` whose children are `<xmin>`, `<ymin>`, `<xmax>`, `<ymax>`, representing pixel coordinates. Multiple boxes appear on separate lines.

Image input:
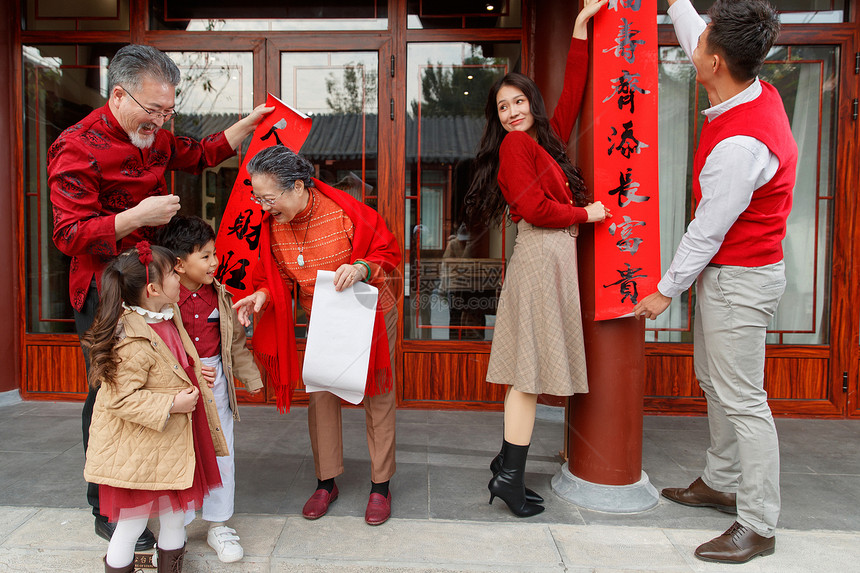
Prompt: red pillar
<box><xmin>0</xmin><ymin>0</ymin><xmax>20</xmax><ymax>396</ymax></box>
<box><xmin>533</xmin><ymin>0</ymin><xmax>654</xmax><ymax>509</ymax></box>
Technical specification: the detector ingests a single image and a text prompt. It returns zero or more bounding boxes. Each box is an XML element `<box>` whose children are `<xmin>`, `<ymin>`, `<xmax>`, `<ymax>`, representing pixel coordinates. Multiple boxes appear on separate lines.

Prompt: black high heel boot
<box><xmin>488</xmin><ymin>440</ymin><xmax>544</xmax><ymax>517</ymax></box>
<box><xmin>491</xmin><ymin>449</ymin><xmax>544</xmax><ymax>504</ymax></box>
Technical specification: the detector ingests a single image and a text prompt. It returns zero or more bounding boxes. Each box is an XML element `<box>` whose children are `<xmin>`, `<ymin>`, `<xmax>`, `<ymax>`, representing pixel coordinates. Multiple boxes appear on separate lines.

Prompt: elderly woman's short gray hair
<box><xmin>246</xmin><ymin>145</ymin><xmax>315</xmax><ymax>191</ymax></box>
<box><xmin>108</xmin><ymin>44</ymin><xmax>181</xmax><ymax>93</ymax></box>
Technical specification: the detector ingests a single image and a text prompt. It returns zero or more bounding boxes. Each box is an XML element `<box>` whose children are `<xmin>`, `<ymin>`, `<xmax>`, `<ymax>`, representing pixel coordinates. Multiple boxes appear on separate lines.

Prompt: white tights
<box><xmin>105</xmin><ymin>502</ymin><xmax>186</xmax><ymax>568</ymax></box>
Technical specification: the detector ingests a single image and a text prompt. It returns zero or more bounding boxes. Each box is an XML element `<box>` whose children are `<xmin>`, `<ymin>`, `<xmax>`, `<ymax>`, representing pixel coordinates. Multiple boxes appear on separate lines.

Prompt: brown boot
<box><xmin>661</xmin><ymin>477</ymin><xmax>737</xmax><ymax>514</ymax></box>
<box><xmin>103</xmin><ymin>556</ymin><xmax>134</xmax><ymax>572</ymax></box>
<box><xmin>157</xmin><ymin>544</ymin><xmax>186</xmax><ymax>573</ymax></box>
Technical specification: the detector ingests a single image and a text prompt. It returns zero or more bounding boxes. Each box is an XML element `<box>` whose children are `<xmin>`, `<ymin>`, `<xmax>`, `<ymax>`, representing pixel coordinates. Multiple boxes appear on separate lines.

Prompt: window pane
<box><xmin>656</xmin><ymin>0</ymin><xmax>845</xmax><ymax>23</ymax></box>
<box><xmin>407</xmin><ymin>0</ymin><xmax>521</xmax><ymax>29</ymax></box>
<box><xmin>649</xmin><ymin>45</ymin><xmax>838</xmax><ymax>345</ymax></box>
<box><xmin>769</xmin><ymin>46</ymin><xmax>837</xmax><ymax>345</ymax></box>
<box><xmin>164</xmin><ymin>51</ymin><xmax>254</xmax><ymax>234</ymax></box>
<box><xmin>151</xmin><ymin>0</ymin><xmax>387</xmax><ymax>31</ymax></box>
<box><xmin>23</xmin><ymin>45</ymin><xmax>121</xmax><ymax>333</ymax></box>
<box><xmin>405</xmin><ymin>42</ymin><xmax>520</xmax><ymax>341</ymax></box>
<box><xmin>24</xmin><ymin>0</ymin><xmax>130</xmax><ymax>31</ymax></box>
<box><xmin>281</xmin><ymin>51</ymin><xmax>380</xmax><ymax>335</ymax></box>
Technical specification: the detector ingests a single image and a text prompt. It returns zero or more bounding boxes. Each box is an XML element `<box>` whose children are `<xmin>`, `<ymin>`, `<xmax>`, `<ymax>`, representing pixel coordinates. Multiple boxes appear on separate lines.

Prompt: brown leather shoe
<box><xmin>695</xmin><ymin>522</ymin><xmax>775</xmax><ymax>563</ymax></box>
<box><xmin>661</xmin><ymin>477</ymin><xmax>737</xmax><ymax>514</ymax></box>
<box><xmin>364</xmin><ymin>491</ymin><xmax>392</xmax><ymax>525</ymax></box>
<box><xmin>302</xmin><ymin>483</ymin><xmax>339</xmax><ymax>520</ymax></box>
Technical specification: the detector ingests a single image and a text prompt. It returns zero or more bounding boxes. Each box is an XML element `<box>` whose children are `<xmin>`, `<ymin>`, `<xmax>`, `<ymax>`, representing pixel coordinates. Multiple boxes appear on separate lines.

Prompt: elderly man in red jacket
<box><xmin>635</xmin><ymin>0</ymin><xmax>794</xmax><ymax>565</ymax></box>
<box><xmin>48</xmin><ymin>43</ymin><xmax>271</xmax><ymax>550</ymax></box>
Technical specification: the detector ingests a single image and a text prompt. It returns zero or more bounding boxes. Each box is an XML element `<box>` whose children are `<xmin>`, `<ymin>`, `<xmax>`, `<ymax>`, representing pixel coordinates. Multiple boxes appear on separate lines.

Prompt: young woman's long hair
<box><xmin>464</xmin><ymin>72</ymin><xmax>588</xmax><ymax>226</ymax></box>
<box><xmin>82</xmin><ymin>244</ymin><xmax>175</xmax><ymax>389</ymax></box>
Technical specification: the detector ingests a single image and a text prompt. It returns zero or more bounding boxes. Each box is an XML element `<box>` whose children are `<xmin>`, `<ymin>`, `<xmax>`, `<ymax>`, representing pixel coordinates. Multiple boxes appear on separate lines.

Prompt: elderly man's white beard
<box><xmin>129</xmin><ymin>124</ymin><xmax>158</xmax><ymax>149</ymax></box>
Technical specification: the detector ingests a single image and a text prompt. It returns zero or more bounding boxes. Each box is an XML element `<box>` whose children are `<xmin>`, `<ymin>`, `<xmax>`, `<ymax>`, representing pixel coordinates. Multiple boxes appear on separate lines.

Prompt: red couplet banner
<box><xmin>214</xmin><ymin>94</ymin><xmax>312</xmax><ymax>300</ymax></box>
<box><xmin>592</xmin><ymin>0</ymin><xmax>660</xmax><ymax>321</ymax></box>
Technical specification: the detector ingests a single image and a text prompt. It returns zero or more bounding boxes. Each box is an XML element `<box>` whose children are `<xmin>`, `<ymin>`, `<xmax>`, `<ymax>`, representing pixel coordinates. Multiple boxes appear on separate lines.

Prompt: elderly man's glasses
<box><xmin>250</xmin><ymin>187</ymin><xmax>287</xmax><ymax>207</ymax></box>
<box><xmin>120</xmin><ymin>86</ymin><xmax>177</xmax><ymax>122</ymax></box>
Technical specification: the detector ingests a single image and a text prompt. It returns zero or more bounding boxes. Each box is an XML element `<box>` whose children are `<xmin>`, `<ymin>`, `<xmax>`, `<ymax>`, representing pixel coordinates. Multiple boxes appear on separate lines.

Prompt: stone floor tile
<box><xmin>551</xmin><ymin>524</ymin><xmax>690</xmax><ymax>570</ymax></box>
<box><xmin>0</xmin><ymin>548</ymin><xmax>106</xmax><ymax>572</ymax></box>
<box><xmin>0</xmin><ymin>507</ymin><xmax>39</xmax><ymax>546</ymax></box>
<box><xmin>3</xmin><ymin>508</ymin><xmax>104</xmax><ymax>550</ymax></box>
<box><xmin>274</xmin><ymin>516</ymin><xmax>563</xmax><ymax>570</ymax></box>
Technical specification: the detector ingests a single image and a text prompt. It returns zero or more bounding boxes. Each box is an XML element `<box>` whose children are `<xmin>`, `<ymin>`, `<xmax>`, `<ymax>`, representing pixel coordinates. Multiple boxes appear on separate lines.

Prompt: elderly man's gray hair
<box><xmin>107</xmin><ymin>44</ymin><xmax>181</xmax><ymax>93</ymax></box>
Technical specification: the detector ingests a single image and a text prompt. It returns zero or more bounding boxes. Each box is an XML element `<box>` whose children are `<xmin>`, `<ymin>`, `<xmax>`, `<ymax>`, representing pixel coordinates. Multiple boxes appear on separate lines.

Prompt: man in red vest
<box><xmin>634</xmin><ymin>0</ymin><xmax>794</xmax><ymax>564</ymax></box>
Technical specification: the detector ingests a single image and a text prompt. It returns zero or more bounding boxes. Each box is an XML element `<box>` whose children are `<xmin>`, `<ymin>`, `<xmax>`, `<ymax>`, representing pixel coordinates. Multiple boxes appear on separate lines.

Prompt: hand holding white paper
<box><xmin>302</xmin><ymin>270</ymin><xmax>379</xmax><ymax>404</ymax></box>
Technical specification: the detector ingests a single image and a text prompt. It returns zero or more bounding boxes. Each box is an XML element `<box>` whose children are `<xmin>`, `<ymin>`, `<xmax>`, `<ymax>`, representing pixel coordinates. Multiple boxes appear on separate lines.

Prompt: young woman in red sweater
<box><xmin>464</xmin><ymin>0</ymin><xmax>610</xmax><ymax>517</ymax></box>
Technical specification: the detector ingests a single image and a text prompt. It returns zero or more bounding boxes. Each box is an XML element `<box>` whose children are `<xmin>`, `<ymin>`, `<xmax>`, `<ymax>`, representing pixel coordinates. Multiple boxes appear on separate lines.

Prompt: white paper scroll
<box><xmin>302</xmin><ymin>270</ymin><xmax>378</xmax><ymax>404</ymax></box>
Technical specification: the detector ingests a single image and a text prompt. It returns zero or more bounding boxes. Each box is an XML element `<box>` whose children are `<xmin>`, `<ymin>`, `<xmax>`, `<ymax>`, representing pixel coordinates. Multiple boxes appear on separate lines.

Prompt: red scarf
<box><xmin>251</xmin><ymin>179</ymin><xmax>401</xmax><ymax>412</ymax></box>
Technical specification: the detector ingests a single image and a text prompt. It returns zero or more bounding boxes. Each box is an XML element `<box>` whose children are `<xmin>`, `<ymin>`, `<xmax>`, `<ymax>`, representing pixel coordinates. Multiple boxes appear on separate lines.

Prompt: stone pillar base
<box><xmin>551</xmin><ymin>463</ymin><xmax>658</xmax><ymax>513</ymax></box>
<box><xmin>0</xmin><ymin>389</ymin><xmax>21</xmax><ymax>408</ymax></box>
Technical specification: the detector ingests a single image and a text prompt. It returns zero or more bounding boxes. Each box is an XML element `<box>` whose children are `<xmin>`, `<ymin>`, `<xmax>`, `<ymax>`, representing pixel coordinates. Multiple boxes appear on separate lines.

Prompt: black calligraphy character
<box><xmin>608</xmin><ymin>215</ymin><xmax>646</xmax><ymax>254</ymax></box>
<box><xmin>227</xmin><ymin>209</ymin><xmax>261</xmax><ymax>251</ymax></box>
<box><xmin>603</xmin><ymin>262</ymin><xmax>647</xmax><ymax>304</ymax></box>
<box><xmin>215</xmin><ymin>250</ymin><xmax>250</xmax><ymax>291</ymax></box>
<box><xmin>608</xmin><ymin>168</ymin><xmax>650</xmax><ymax>207</ymax></box>
<box><xmin>603</xmin><ymin>70</ymin><xmax>650</xmax><ymax>113</ymax></box>
<box><xmin>608</xmin><ymin>0</ymin><xmax>642</xmax><ymax>10</ymax></box>
<box><xmin>607</xmin><ymin>120</ymin><xmax>650</xmax><ymax>158</ymax></box>
<box><xmin>616</xmin><ymin>237</ymin><xmax>644</xmax><ymax>254</ymax></box>
<box><xmin>603</xmin><ymin>18</ymin><xmax>645</xmax><ymax>64</ymax></box>
<box><xmin>260</xmin><ymin>118</ymin><xmax>288</xmax><ymax>148</ymax></box>
<box><xmin>609</xmin><ymin>0</ymin><xmax>642</xmax><ymax>10</ymax></box>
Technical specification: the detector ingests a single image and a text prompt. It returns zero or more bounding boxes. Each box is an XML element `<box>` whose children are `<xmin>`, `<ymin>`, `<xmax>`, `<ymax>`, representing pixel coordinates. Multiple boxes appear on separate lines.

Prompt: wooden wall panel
<box><xmin>765</xmin><ymin>357</ymin><xmax>829</xmax><ymax>400</ymax></box>
<box><xmin>24</xmin><ymin>344</ymin><xmax>87</xmax><ymax>397</ymax></box>
<box><xmin>19</xmin><ymin>342</ymin><xmax>842</xmax><ymax>417</ymax></box>
<box><xmin>644</xmin><ymin>354</ymin><xmax>701</xmax><ymax>398</ymax></box>
<box><xmin>644</xmin><ymin>355</ymin><xmax>829</xmax><ymax>400</ymax></box>
<box><xmin>401</xmin><ymin>351</ymin><xmax>506</xmax><ymax>406</ymax></box>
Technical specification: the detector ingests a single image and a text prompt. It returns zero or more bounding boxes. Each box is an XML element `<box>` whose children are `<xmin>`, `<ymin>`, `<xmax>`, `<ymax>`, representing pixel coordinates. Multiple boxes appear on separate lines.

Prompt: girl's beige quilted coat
<box><xmin>84</xmin><ymin>307</ymin><xmax>228</xmax><ymax>490</ymax></box>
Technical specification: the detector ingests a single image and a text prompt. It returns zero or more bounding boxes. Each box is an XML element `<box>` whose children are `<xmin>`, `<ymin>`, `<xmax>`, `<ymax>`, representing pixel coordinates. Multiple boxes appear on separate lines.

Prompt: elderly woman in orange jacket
<box><xmin>233</xmin><ymin>145</ymin><xmax>401</xmax><ymax>526</ymax></box>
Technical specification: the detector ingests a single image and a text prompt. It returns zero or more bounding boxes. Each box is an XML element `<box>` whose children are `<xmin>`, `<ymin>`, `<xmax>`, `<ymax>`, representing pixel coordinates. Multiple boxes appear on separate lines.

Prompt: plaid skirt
<box><xmin>486</xmin><ymin>220</ymin><xmax>588</xmax><ymax>396</ymax></box>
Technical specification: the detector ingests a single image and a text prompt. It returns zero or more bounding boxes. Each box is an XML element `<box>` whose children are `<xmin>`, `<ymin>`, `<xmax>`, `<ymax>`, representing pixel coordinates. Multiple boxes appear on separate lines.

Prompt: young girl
<box><xmin>464</xmin><ymin>0</ymin><xmax>609</xmax><ymax>517</ymax></box>
<box><xmin>83</xmin><ymin>242</ymin><xmax>226</xmax><ymax>573</ymax></box>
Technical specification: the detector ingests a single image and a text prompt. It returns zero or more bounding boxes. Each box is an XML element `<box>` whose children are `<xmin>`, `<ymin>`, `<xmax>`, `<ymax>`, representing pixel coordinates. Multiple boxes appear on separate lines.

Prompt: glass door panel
<box><xmin>165</xmin><ymin>51</ymin><xmax>255</xmax><ymax>234</ymax></box>
<box><xmin>404</xmin><ymin>41</ymin><xmax>521</xmax><ymax>341</ymax></box>
<box><xmin>280</xmin><ymin>51</ymin><xmax>380</xmax><ymax>334</ymax></box>
<box><xmin>23</xmin><ymin>44</ymin><xmax>122</xmax><ymax>333</ymax></box>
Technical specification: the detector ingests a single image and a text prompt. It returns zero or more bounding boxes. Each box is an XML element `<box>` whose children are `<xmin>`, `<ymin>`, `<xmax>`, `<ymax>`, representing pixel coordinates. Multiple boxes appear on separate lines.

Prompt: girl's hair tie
<box><xmin>136</xmin><ymin>241</ymin><xmax>153</xmax><ymax>297</ymax></box>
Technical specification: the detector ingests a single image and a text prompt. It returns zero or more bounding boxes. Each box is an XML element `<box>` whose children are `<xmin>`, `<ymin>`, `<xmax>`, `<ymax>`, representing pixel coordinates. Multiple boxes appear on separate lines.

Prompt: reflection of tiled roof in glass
<box><xmin>174</xmin><ymin>113</ymin><xmax>485</xmax><ymax>163</ymax></box>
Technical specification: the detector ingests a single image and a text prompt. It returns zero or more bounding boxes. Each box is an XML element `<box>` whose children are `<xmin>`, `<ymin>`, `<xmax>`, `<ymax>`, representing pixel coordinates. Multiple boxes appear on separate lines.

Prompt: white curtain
<box><xmin>651</xmin><ymin>54</ymin><xmax>694</xmax><ymax>342</ymax></box>
<box><xmin>777</xmin><ymin>61</ymin><xmax>826</xmax><ymax>344</ymax></box>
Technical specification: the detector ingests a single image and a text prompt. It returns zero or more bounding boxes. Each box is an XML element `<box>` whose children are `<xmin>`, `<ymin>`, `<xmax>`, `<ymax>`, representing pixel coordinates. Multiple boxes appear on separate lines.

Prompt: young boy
<box><xmin>157</xmin><ymin>215</ymin><xmax>264</xmax><ymax>563</ymax></box>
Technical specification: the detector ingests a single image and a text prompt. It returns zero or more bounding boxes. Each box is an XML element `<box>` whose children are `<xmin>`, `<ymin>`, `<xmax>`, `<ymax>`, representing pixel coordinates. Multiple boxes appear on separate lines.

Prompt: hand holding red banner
<box><xmin>215</xmin><ymin>94</ymin><xmax>313</xmax><ymax>300</ymax></box>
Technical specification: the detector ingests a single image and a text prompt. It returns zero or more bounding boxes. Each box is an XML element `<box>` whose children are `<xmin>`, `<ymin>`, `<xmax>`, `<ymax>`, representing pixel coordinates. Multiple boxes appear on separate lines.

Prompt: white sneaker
<box><xmin>207</xmin><ymin>525</ymin><xmax>244</xmax><ymax>563</ymax></box>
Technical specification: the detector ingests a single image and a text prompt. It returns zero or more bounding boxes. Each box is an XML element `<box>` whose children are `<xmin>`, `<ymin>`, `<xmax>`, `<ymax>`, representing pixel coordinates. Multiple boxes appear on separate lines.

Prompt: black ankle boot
<box><xmin>491</xmin><ymin>450</ymin><xmax>544</xmax><ymax>504</ymax></box>
<box><xmin>488</xmin><ymin>440</ymin><xmax>544</xmax><ymax>517</ymax></box>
